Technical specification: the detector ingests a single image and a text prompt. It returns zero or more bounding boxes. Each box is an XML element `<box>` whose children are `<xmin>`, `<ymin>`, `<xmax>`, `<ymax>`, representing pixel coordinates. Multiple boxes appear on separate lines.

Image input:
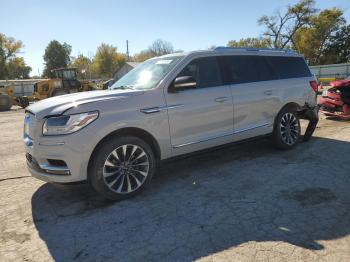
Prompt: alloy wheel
<box><xmin>280</xmin><ymin>113</ymin><xmax>299</xmax><ymax>145</ymax></box>
<box><xmin>102</xmin><ymin>144</ymin><xmax>150</xmax><ymax>194</ymax></box>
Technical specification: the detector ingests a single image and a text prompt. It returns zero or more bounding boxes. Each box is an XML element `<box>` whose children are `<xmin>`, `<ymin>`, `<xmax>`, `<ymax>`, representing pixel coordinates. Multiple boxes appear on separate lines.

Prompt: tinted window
<box><xmin>178</xmin><ymin>57</ymin><xmax>222</xmax><ymax>88</ymax></box>
<box><xmin>267</xmin><ymin>56</ymin><xmax>311</xmax><ymax>79</ymax></box>
<box><xmin>219</xmin><ymin>55</ymin><xmax>276</xmax><ymax>85</ymax></box>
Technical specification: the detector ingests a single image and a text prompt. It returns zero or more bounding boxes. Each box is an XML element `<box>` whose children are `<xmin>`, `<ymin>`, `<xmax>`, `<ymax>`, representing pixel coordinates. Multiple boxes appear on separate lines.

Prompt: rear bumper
<box><xmin>299</xmin><ymin>105</ymin><xmax>319</xmax><ymax>141</ymax></box>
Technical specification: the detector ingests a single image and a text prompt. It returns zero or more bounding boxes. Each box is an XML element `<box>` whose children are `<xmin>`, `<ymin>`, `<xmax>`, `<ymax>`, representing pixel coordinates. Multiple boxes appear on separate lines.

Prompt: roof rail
<box><xmin>213</xmin><ymin>46</ymin><xmax>296</xmax><ymax>53</ymax></box>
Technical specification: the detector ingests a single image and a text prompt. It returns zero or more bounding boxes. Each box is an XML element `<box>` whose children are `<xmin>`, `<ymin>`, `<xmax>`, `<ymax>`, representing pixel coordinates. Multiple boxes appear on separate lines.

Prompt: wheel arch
<box><xmin>273</xmin><ymin>102</ymin><xmax>302</xmax><ymax>129</ymax></box>
<box><xmin>280</xmin><ymin>102</ymin><xmax>302</xmax><ymax>112</ymax></box>
<box><xmin>88</xmin><ymin>127</ymin><xmax>161</xmax><ymax>170</ymax></box>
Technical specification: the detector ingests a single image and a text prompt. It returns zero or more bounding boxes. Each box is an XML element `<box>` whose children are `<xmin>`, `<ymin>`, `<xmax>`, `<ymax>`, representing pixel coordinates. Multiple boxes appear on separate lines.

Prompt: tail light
<box><xmin>309</xmin><ymin>81</ymin><xmax>318</xmax><ymax>92</ymax></box>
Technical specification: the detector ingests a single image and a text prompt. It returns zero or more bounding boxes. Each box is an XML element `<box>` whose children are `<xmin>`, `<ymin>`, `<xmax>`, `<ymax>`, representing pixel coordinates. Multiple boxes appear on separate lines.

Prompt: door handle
<box><xmin>264</xmin><ymin>90</ymin><xmax>272</xmax><ymax>96</ymax></box>
<box><xmin>215</xmin><ymin>97</ymin><xmax>229</xmax><ymax>103</ymax></box>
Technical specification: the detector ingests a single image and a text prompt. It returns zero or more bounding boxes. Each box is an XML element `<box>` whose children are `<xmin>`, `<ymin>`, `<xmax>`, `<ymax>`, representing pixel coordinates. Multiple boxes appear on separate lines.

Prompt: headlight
<box><xmin>43</xmin><ymin>111</ymin><xmax>98</xmax><ymax>136</ymax></box>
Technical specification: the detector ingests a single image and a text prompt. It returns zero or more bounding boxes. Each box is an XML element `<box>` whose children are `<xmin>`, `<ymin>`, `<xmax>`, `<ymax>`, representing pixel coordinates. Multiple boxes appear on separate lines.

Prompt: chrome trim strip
<box><xmin>173</xmin><ymin>123</ymin><xmax>270</xmax><ymax>148</ymax></box>
<box><xmin>39</xmin><ymin>164</ymin><xmax>70</xmax><ymax>175</ymax></box>
<box><xmin>140</xmin><ymin>107</ymin><xmax>160</xmax><ymax>114</ymax></box>
<box><xmin>166</xmin><ymin>104</ymin><xmax>185</xmax><ymax>110</ymax></box>
<box><xmin>175</xmin><ymin>82</ymin><xmax>196</xmax><ymax>88</ymax></box>
<box><xmin>38</xmin><ymin>142</ymin><xmax>65</xmax><ymax>146</ymax></box>
<box><xmin>173</xmin><ymin>131</ymin><xmax>233</xmax><ymax>148</ymax></box>
<box><xmin>140</xmin><ymin>104</ymin><xmax>185</xmax><ymax>114</ymax></box>
<box><xmin>39</xmin><ymin>164</ymin><xmax>70</xmax><ymax>171</ymax></box>
<box><xmin>233</xmin><ymin>123</ymin><xmax>270</xmax><ymax>134</ymax></box>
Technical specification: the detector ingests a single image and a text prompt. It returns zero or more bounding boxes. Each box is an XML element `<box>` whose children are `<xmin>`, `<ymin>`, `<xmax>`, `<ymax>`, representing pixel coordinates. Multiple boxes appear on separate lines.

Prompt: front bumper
<box><xmin>24</xmin><ymin>132</ymin><xmax>93</xmax><ymax>184</ymax></box>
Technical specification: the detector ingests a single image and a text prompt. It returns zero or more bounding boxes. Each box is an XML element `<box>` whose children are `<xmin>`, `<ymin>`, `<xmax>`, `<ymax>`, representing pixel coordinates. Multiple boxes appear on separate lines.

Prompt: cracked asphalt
<box><xmin>1</xmin><ymin>107</ymin><xmax>350</xmax><ymax>261</ymax></box>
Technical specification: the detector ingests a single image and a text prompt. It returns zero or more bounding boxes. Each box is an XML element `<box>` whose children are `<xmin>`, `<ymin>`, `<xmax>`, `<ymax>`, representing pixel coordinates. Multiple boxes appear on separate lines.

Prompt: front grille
<box><xmin>26</xmin><ymin>153</ymin><xmax>41</xmax><ymax>172</ymax></box>
<box><xmin>26</xmin><ymin>153</ymin><xmax>33</xmax><ymax>163</ymax></box>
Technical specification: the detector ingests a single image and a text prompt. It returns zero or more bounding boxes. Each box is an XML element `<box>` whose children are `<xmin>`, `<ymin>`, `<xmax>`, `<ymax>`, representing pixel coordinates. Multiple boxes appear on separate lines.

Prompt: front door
<box><xmin>164</xmin><ymin>56</ymin><xmax>234</xmax><ymax>155</ymax></box>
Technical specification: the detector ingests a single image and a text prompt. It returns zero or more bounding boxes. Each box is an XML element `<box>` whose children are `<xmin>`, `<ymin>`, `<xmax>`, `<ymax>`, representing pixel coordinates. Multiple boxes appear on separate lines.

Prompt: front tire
<box><xmin>272</xmin><ymin>107</ymin><xmax>301</xmax><ymax>150</ymax></box>
<box><xmin>88</xmin><ymin>136</ymin><xmax>156</xmax><ymax>200</ymax></box>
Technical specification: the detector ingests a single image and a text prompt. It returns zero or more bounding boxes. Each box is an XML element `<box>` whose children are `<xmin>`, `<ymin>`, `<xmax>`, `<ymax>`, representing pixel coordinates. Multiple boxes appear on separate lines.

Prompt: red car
<box><xmin>319</xmin><ymin>77</ymin><xmax>350</xmax><ymax>120</ymax></box>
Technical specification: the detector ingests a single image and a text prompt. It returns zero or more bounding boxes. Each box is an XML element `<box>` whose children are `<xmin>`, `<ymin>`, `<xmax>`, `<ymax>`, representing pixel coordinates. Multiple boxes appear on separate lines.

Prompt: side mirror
<box><xmin>169</xmin><ymin>76</ymin><xmax>196</xmax><ymax>93</ymax></box>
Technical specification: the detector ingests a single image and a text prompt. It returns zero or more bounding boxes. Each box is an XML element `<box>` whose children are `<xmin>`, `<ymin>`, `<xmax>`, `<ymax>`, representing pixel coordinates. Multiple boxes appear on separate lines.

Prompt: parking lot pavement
<box><xmin>0</xmin><ymin>108</ymin><xmax>350</xmax><ymax>262</ymax></box>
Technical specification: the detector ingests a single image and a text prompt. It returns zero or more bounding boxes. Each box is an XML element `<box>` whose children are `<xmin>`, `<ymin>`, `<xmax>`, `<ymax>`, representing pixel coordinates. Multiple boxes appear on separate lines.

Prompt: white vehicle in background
<box><xmin>24</xmin><ymin>47</ymin><xmax>319</xmax><ymax>200</ymax></box>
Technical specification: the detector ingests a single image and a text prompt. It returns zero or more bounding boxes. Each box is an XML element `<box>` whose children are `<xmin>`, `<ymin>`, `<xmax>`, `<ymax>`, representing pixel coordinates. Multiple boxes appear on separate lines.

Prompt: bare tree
<box><xmin>258</xmin><ymin>0</ymin><xmax>317</xmax><ymax>49</ymax></box>
<box><xmin>133</xmin><ymin>39</ymin><xmax>175</xmax><ymax>62</ymax></box>
<box><xmin>149</xmin><ymin>39</ymin><xmax>174</xmax><ymax>56</ymax></box>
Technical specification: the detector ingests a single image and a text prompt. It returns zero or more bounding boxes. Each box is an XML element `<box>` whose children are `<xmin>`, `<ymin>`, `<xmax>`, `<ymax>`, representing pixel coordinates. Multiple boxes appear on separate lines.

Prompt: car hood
<box><xmin>27</xmin><ymin>89</ymin><xmax>142</xmax><ymax>119</ymax></box>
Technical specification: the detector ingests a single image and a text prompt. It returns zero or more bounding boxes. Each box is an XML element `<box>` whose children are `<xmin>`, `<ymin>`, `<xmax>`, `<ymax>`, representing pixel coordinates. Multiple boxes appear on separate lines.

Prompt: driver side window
<box><xmin>178</xmin><ymin>57</ymin><xmax>222</xmax><ymax>88</ymax></box>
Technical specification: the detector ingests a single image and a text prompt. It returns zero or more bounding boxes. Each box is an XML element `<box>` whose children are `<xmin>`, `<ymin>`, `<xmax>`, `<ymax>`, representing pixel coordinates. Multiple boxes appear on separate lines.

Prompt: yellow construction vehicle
<box><xmin>32</xmin><ymin>68</ymin><xmax>97</xmax><ymax>100</ymax></box>
<box><xmin>0</xmin><ymin>84</ymin><xmax>29</xmax><ymax>111</ymax></box>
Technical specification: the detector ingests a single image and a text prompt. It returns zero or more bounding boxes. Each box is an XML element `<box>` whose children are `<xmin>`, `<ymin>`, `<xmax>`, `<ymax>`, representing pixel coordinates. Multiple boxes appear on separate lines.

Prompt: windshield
<box><xmin>110</xmin><ymin>56</ymin><xmax>183</xmax><ymax>90</ymax></box>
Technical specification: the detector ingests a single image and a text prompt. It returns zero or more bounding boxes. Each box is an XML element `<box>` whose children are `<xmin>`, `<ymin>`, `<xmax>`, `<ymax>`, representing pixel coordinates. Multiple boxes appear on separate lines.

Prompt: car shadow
<box><xmin>31</xmin><ymin>136</ymin><xmax>350</xmax><ymax>261</ymax></box>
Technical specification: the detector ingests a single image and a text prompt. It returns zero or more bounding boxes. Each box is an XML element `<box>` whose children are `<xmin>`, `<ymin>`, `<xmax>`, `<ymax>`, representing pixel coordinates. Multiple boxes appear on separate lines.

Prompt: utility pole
<box><xmin>126</xmin><ymin>40</ymin><xmax>130</xmax><ymax>61</ymax></box>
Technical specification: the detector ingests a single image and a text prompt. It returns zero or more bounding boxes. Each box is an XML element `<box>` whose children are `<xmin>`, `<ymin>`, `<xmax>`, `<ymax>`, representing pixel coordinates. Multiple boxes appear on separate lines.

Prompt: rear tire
<box><xmin>88</xmin><ymin>136</ymin><xmax>156</xmax><ymax>200</ymax></box>
<box><xmin>272</xmin><ymin>107</ymin><xmax>301</xmax><ymax>150</ymax></box>
<box><xmin>0</xmin><ymin>94</ymin><xmax>13</xmax><ymax>111</ymax></box>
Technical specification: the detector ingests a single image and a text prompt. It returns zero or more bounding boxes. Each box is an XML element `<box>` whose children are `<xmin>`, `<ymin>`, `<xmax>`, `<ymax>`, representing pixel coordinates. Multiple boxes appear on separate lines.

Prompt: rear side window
<box><xmin>219</xmin><ymin>55</ymin><xmax>276</xmax><ymax>85</ymax></box>
<box><xmin>267</xmin><ymin>56</ymin><xmax>311</xmax><ymax>79</ymax></box>
<box><xmin>177</xmin><ymin>57</ymin><xmax>222</xmax><ymax>88</ymax></box>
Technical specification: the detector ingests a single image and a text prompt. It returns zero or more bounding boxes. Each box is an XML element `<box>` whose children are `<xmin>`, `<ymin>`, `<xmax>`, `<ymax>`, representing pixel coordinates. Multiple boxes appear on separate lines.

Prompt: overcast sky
<box><xmin>1</xmin><ymin>0</ymin><xmax>349</xmax><ymax>76</ymax></box>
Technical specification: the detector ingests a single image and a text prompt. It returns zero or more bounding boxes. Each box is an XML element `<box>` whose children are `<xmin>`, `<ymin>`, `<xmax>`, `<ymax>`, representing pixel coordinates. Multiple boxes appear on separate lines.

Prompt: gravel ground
<box><xmin>0</xmin><ymin>107</ymin><xmax>350</xmax><ymax>262</ymax></box>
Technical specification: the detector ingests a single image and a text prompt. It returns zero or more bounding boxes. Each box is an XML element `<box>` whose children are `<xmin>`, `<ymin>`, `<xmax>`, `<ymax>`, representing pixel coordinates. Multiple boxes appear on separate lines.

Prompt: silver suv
<box><xmin>24</xmin><ymin>47</ymin><xmax>319</xmax><ymax>200</ymax></box>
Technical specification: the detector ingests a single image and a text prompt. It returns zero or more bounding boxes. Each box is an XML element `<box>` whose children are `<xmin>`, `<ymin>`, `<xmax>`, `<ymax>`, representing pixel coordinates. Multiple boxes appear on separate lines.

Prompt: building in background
<box><xmin>0</xmin><ymin>79</ymin><xmax>46</xmax><ymax>96</ymax></box>
<box><xmin>310</xmin><ymin>63</ymin><xmax>350</xmax><ymax>79</ymax></box>
<box><xmin>114</xmin><ymin>62</ymin><xmax>140</xmax><ymax>81</ymax></box>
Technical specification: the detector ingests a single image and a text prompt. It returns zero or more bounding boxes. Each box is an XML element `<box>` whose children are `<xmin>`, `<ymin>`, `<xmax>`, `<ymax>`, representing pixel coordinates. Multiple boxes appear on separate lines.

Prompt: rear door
<box><xmin>219</xmin><ymin>55</ymin><xmax>280</xmax><ymax>139</ymax></box>
<box><xmin>164</xmin><ymin>56</ymin><xmax>234</xmax><ymax>155</ymax></box>
<box><xmin>267</xmin><ymin>56</ymin><xmax>315</xmax><ymax>107</ymax></box>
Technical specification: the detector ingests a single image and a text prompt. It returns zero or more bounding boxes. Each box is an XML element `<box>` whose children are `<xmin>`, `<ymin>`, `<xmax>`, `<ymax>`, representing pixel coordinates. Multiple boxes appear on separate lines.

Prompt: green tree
<box><xmin>133</xmin><ymin>50</ymin><xmax>155</xmax><ymax>62</ymax></box>
<box><xmin>0</xmin><ymin>35</ymin><xmax>6</xmax><ymax>79</ymax></box>
<box><xmin>7</xmin><ymin>57</ymin><xmax>32</xmax><ymax>79</ymax></box>
<box><xmin>71</xmin><ymin>54</ymin><xmax>95</xmax><ymax>79</ymax></box>
<box><xmin>0</xmin><ymin>33</ymin><xmax>23</xmax><ymax>60</ymax></box>
<box><xmin>319</xmin><ymin>24</ymin><xmax>350</xmax><ymax>64</ymax></box>
<box><xmin>0</xmin><ymin>33</ymin><xmax>31</xmax><ymax>79</ymax></box>
<box><xmin>227</xmin><ymin>38</ymin><xmax>271</xmax><ymax>48</ymax></box>
<box><xmin>293</xmin><ymin>8</ymin><xmax>345</xmax><ymax>65</ymax></box>
<box><xmin>94</xmin><ymin>43</ymin><xmax>125</xmax><ymax>78</ymax></box>
<box><xmin>43</xmin><ymin>40</ymin><xmax>72</xmax><ymax>77</ymax></box>
<box><xmin>258</xmin><ymin>0</ymin><xmax>317</xmax><ymax>48</ymax></box>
